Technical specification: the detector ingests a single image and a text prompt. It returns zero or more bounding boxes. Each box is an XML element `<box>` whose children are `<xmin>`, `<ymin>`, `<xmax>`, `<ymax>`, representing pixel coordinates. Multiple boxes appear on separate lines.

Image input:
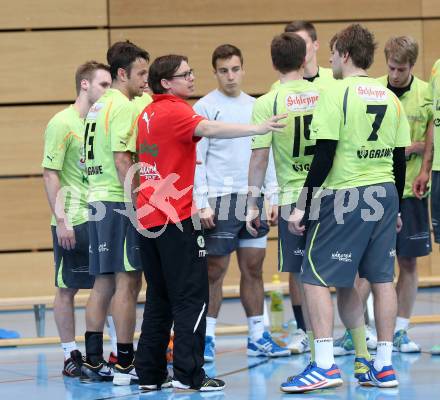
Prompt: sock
<box><xmin>61</xmin><ymin>341</ymin><xmax>78</xmax><ymax>360</ymax></box>
<box><xmin>106</xmin><ymin>316</ymin><xmax>118</xmax><ymax>355</ymax></box>
<box><xmin>374</xmin><ymin>341</ymin><xmax>393</xmax><ymax>371</ymax></box>
<box><xmin>314</xmin><ymin>338</ymin><xmax>335</xmax><ymax>369</ymax></box>
<box><xmin>307</xmin><ymin>331</ymin><xmax>315</xmax><ymax>362</ymax></box>
<box><xmin>349</xmin><ymin>325</ymin><xmax>371</xmax><ymax>360</ymax></box>
<box><xmin>292</xmin><ymin>305</ymin><xmax>306</xmax><ymax>332</ymax></box>
<box><xmin>117</xmin><ymin>343</ymin><xmax>134</xmax><ymax>368</ymax></box>
<box><xmin>206</xmin><ymin>317</ymin><xmax>217</xmax><ymax>340</ymax></box>
<box><xmin>85</xmin><ymin>331</ymin><xmax>104</xmax><ymax>365</ymax></box>
<box><xmin>394</xmin><ymin>317</ymin><xmax>410</xmax><ymax>333</ymax></box>
<box><xmin>248</xmin><ymin>315</ymin><xmax>265</xmax><ymax>341</ymax></box>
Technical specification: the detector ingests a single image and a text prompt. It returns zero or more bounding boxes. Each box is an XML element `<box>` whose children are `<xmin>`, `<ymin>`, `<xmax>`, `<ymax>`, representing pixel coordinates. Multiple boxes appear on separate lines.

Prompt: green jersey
<box><xmin>42</xmin><ymin>105</ymin><xmax>88</xmax><ymax>226</ymax></box>
<box><xmin>84</xmin><ymin>88</ymin><xmax>139</xmax><ymax>203</ymax></box>
<box><xmin>311</xmin><ymin>76</ymin><xmax>411</xmax><ymax>189</ymax></box>
<box><xmin>132</xmin><ymin>92</ymin><xmax>153</xmax><ymax>114</ymax></box>
<box><xmin>429</xmin><ymin>59</ymin><xmax>440</xmax><ymax>171</ymax></box>
<box><xmin>252</xmin><ymin>80</ymin><xmax>320</xmax><ymax>205</ymax></box>
<box><xmin>270</xmin><ymin>66</ymin><xmax>334</xmax><ymax>92</ymax></box>
<box><xmin>377</xmin><ymin>75</ymin><xmax>432</xmax><ymax>197</ymax></box>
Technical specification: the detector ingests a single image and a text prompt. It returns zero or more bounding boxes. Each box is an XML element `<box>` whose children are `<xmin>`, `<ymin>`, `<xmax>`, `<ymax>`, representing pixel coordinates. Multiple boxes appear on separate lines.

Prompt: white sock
<box><xmin>106</xmin><ymin>316</ymin><xmax>118</xmax><ymax>355</ymax></box>
<box><xmin>314</xmin><ymin>338</ymin><xmax>335</xmax><ymax>369</ymax></box>
<box><xmin>61</xmin><ymin>341</ymin><xmax>78</xmax><ymax>360</ymax></box>
<box><xmin>206</xmin><ymin>317</ymin><xmax>217</xmax><ymax>340</ymax></box>
<box><xmin>374</xmin><ymin>341</ymin><xmax>393</xmax><ymax>371</ymax></box>
<box><xmin>394</xmin><ymin>317</ymin><xmax>410</xmax><ymax>333</ymax></box>
<box><xmin>248</xmin><ymin>315</ymin><xmax>265</xmax><ymax>342</ymax></box>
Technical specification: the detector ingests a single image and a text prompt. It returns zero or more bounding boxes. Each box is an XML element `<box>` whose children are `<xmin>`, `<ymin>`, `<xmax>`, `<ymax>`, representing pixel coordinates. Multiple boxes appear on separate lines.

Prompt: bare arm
<box><xmin>413</xmin><ymin>120</ymin><xmax>434</xmax><ymax>198</ymax></box>
<box><xmin>194</xmin><ymin>114</ymin><xmax>286</xmax><ymax>139</ymax></box>
<box><xmin>43</xmin><ymin>168</ymin><xmax>75</xmax><ymax>250</ymax></box>
<box><xmin>114</xmin><ymin>151</ymin><xmax>136</xmax><ymax>205</ymax></box>
<box><xmin>405</xmin><ymin>141</ymin><xmax>425</xmax><ymax>157</ymax></box>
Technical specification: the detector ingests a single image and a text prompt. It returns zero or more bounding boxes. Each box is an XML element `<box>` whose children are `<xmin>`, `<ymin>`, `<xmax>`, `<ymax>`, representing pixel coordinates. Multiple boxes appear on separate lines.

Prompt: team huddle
<box><xmin>42</xmin><ymin>20</ymin><xmax>440</xmax><ymax>394</ymax></box>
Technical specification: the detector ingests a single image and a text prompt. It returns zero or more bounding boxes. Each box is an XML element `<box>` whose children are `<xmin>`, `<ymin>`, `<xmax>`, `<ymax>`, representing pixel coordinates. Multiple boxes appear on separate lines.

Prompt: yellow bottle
<box><xmin>270</xmin><ymin>274</ymin><xmax>284</xmax><ymax>332</ymax></box>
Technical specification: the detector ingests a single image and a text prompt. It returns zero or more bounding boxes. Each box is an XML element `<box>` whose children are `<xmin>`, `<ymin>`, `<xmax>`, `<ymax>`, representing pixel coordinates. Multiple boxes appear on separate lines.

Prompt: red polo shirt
<box><xmin>136</xmin><ymin>94</ymin><xmax>205</xmax><ymax>229</ymax></box>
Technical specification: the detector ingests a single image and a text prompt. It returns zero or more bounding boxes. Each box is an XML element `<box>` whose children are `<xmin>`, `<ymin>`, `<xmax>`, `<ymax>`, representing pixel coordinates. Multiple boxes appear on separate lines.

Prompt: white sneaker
<box><xmin>366</xmin><ymin>325</ymin><xmax>377</xmax><ymax>350</ymax></box>
<box><xmin>287</xmin><ymin>329</ymin><xmax>310</xmax><ymax>354</ymax></box>
<box><xmin>113</xmin><ymin>364</ymin><xmax>138</xmax><ymax>386</ymax></box>
<box><xmin>393</xmin><ymin>330</ymin><xmax>421</xmax><ymax>353</ymax></box>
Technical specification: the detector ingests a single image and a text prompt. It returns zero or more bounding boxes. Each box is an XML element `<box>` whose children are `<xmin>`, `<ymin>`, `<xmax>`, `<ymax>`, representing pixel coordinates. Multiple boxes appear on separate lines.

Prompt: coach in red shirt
<box><xmin>134</xmin><ymin>54</ymin><xmax>285</xmax><ymax>392</ymax></box>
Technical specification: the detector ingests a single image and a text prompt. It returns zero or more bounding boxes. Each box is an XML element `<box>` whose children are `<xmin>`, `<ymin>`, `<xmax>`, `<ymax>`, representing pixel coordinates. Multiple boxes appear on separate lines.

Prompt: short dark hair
<box><xmin>271</xmin><ymin>33</ymin><xmax>306</xmax><ymax>74</ymax></box>
<box><xmin>284</xmin><ymin>20</ymin><xmax>317</xmax><ymax>41</ymax></box>
<box><xmin>75</xmin><ymin>61</ymin><xmax>110</xmax><ymax>95</ymax></box>
<box><xmin>107</xmin><ymin>40</ymin><xmax>150</xmax><ymax>80</ymax></box>
<box><xmin>333</xmin><ymin>24</ymin><xmax>377</xmax><ymax>70</ymax></box>
<box><xmin>148</xmin><ymin>54</ymin><xmax>189</xmax><ymax>94</ymax></box>
<box><xmin>211</xmin><ymin>44</ymin><xmax>243</xmax><ymax>69</ymax></box>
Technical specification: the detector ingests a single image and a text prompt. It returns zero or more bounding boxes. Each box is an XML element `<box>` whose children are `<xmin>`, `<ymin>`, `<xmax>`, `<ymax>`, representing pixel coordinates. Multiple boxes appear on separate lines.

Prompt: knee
<box><xmin>207</xmin><ymin>259</ymin><xmax>228</xmax><ymax>283</ymax></box>
<box><xmin>56</xmin><ymin>288</ymin><xmax>78</xmax><ymax>302</ymax></box>
<box><xmin>241</xmin><ymin>262</ymin><xmax>263</xmax><ymax>281</ymax></box>
<box><xmin>116</xmin><ymin>272</ymin><xmax>142</xmax><ymax>299</ymax></box>
<box><xmin>398</xmin><ymin>257</ymin><xmax>417</xmax><ymax>275</ymax></box>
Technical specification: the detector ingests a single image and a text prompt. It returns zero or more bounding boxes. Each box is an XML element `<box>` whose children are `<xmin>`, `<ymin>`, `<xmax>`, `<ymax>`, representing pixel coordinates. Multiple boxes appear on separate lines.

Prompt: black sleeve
<box><xmin>297</xmin><ymin>139</ymin><xmax>338</xmax><ymax>212</ymax></box>
<box><xmin>393</xmin><ymin>147</ymin><xmax>406</xmax><ymax>210</ymax></box>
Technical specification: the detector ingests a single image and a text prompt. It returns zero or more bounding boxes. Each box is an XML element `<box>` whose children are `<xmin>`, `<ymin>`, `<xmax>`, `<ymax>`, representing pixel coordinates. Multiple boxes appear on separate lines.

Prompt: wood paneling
<box><xmin>0</xmin><ymin>30</ymin><xmax>108</xmax><ymax>104</ymax></box>
<box><xmin>111</xmin><ymin>20</ymin><xmax>425</xmax><ymax>98</ymax></box>
<box><xmin>109</xmin><ymin>0</ymin><xmax>421</xmax><ymax>27</ymax></box>
<box><xmin>0</xmin><ymin>178</ymin><xmax>51</xmax><ymax>251</ymax></box>
<box><xmin>0</xmin><ymin>105</ymin><xmax>65</xmax><ymax>176</ymax></box>
<box><xmin>422</xmin><ymin>20</ymin><xmax>440</xmax><ymax>79</ymax></box>
<box><xmin>422</xmin><ymin>0</ymin><xmax>440</xmax><ymax>17</ymax></box>
<box><xmin>0</xmin><ymin>0</ymin><xmax>107</xmax><ymax>29</ymax></box>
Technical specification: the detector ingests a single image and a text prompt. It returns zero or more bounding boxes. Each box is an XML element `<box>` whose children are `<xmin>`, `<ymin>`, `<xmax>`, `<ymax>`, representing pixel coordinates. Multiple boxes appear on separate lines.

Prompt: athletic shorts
<box><xmin>278</xmin><ymin>203</ymin><xmax>306</xmax><ymax>273</ymax></box>
<box><xmin>301</xmin><ymin>183</ymin><xmax>398</xmax><ymax>288</ymax></box>
<box><xmin>396</xmin><ymin>197</ymin><xmax>431</xmax><ymax>257</ymax></box>
<box><xmin>431</xmin><ymin>171</ymin><xmax>440</xmax><ymax>243</ymax></box>
<box><xmin>204</xmin><ymin>193</ymin><xmax>269</xmax><ymax>256</ymax></box>
<box><xmin>51</xmin><ymin>222</ymin><xmax>94</xmax><ymax>289</ymax></box>
<box><xmin>88</xmin><ymin>202</ymin><xmax>142</xmax><ymax>275</ymax></box>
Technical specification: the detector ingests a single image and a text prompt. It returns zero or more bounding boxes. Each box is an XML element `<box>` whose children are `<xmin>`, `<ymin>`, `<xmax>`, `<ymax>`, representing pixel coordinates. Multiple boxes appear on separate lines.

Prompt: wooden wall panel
<box><xmin>0</xmin><ymin>30</ymin><xmax>108</xmax><ymax>104</ymax></box>
<box><xmin>0</xmin><ymin>0</ymin><xmax>107</xmax><ymax>29</ymax></box>
<box><xmin>111</xmin><ymin>20</ymin><xmax>424</xmax><ymax>98</ymax></box>
<box><xmin>422</xmin><ymin>0</ymin><xmax>440</xmax><ymax>17</ymax></box>
<box><xmin>109</xmin><ymin>0</ymin><xmax>421</xmax><ymax>27</ymax></box>
<box><xmin>0</xmin><ymin>105</ymin><xmax>65</xmax><ymax>176</ymax></box>
<box><xmin>422</xmin><ymin>20</ymin><xmax>440</xmax><ymax>79</ymax></box>
<box><xmin>0</xmin><ymin>178</ymin><xmax>52</xmax><ymax>251</ymax></box>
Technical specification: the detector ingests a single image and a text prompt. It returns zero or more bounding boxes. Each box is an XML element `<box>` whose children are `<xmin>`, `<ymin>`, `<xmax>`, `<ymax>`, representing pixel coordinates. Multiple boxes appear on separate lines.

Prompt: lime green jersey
<box><xmin>270</xmin><ymin>66</ymin><xmax>334</xmax><ymax>92</ymax></box>
<box><xmin>429</xmin><ymin>59</ymin><xmax>440</xmax><ymax>171</ymax></box>
<box><xmin>252</xmin><ymin>80</ymin><xmax>320</xmax><ymax>205</ymax></box>
<box><xmin>132</xmin><ymin>92</ymin><xmax>153</xmax><ymax>114</ymax></box>
<box><xmin>42</xmin><ymin>105</ymin><xmax>88</xmax><ymax>226</ymax></box>
<box><xmin>377</xmin><ymin>75</ymin><xmax>432</xmax><ymax>197</ymax></box>
<box><xmin>85</xmin><ymin>88</ymin><xmax>139</xmax><ymax>202</ymax></box>
<box><xmin>311</xmin><ymin>76</ymin><xmax>411</xmax><ymax>189</ymax></box>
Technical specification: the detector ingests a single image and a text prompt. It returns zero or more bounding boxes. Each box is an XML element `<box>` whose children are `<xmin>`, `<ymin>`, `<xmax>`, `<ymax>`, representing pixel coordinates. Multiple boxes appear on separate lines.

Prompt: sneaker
<box><xmin>139</xmin><ymin>376</ymin><xmax>173</xmax><ymax>392</ymax></box>
<box><xmin>80</xmin><ymin>361</ymin><xmax>114</xmax><ymax>383</ymax></box>
<box><xmin>247</xmin><ymin>332</ymin><xmax>290</xmax><ymax>357</ymax></box>
<box><xmin>366</xmin><ymin>325</ymin><xmax>378</xmax><ymax>350</ymax></box>
<box><xmin>393</xmin><ymin>330</ymin><xmax>421</xmax><ymax>353</ymax></box>
<box><xmin>108</xmin><ymin>352</ymin><xmax>118</xmax><ymax>367</ymax></box>
<box><xmin>357</xmin><ymin>362</ymin><xmax>399</xmax><ymax>388</ymax></box>
<box><xmin>113</xmin><ymin>363</ymin><xmax>139</xmax><ymax>386</ymax></box>
<box><xmin>333</xmin><ymin>330</ymin><xmax>355</xmax><ymax>356</ymax></box>
<box><xmin>287</xmin><ymin>329</ymin><xmax>310</xmax><ymax>354</ymax></box>
<box><xmin>166</xmin><ymin>334</ymin><xmax>174</xmax><ymax>364</ymax></box>
<box><xmin>172</xmin><ymin>375</ymin><xmax>225</xmax><ymax>392</ymax></box>
<box><xmin>280</xmin><ymin>362</ymin><xmax>343</xmax><ymax>393</ymax></box>
<box><xmin>431</xmin><ymin>344</ymin><xmax>440</xmax><ymax>355</ymax></box>
<box><xmin>354</xmin><ymin>357</ymin><xmax>371</xmax><ymax>380</ymax></box>
<box><xmin>62</xmin><ymin>350</ymin><xmax>83</xmax><ymax>377</ymax></box>
<box><xmin>204</xmin><ymin>336</ymin><xmax>215</xmax><ymax>362</ymax></box>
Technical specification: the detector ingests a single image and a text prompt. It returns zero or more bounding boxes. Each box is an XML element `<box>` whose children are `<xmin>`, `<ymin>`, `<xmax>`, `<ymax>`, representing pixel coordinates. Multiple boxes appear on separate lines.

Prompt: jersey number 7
<box><xmin>366</xmin><ymin>104</ymin><xmax>387</xmax><ymax>141</ymax></box>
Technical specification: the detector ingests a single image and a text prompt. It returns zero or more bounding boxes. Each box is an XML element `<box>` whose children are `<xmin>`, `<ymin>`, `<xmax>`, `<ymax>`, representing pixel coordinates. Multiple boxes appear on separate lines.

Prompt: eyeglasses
<box><xmin>169</xmin><ymin>69</ymin><xmax>194</xmax><ymax>81</ymax></box>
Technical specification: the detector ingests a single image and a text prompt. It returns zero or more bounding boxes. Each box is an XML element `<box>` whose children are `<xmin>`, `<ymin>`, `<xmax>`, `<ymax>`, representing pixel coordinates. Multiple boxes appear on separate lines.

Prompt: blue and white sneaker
<box><xmin>354</xmin><ymin>357</ymin><xmax>371</xmax><ymax>380</ymax></box>
<box><xmin>204</xmin><ymin>336</ymin><xmax>215</xmax><ymax>362</ymax></box>
<box><xmin>393</xmin><ymin>330</ymin><xmax>421</xmax><ymax>353</ymax></box>
<box><xmin>280</xmin><ymin>362</ymin><xmax>343</xmax><ymax>393</ymax></box>
<box><xmin>247</xmin><ymin>332</ymin><xmax>290</xmax><ymax>357</ymax></box>
<box><xmin>357</xmin><ymin>362</ymin><xmax>398</xmax><ymax>388</ymax></box>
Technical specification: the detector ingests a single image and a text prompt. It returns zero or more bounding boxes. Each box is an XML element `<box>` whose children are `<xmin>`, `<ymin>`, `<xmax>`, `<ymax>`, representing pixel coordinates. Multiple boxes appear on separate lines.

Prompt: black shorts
<box><xmin>88</xmin><ymin>202</ymin><xmax>142</xmax><ymax>275</ymax></box>
<box><xmin>51</xmin><ymin>222</ymin><xmax>94</xmax><ymax>289</ymax></box>
<box><xmin>204</xmin><ymin>193</ymin><xmax>269</xmax><ymax>256</ymax></box>
<box><xmin>301</xmin><ymin>183</ymin><xmax>398</xmax><ymax>288</ymax></box>
<box><xmin>431</xmin><ymin>171</ymin><xmax>440</xmax><ymax>243</ymax></box>
<box><xmin>396</xmin><ymin>197</ymin><xmax>431</xmax><ymax>257</ymax></box>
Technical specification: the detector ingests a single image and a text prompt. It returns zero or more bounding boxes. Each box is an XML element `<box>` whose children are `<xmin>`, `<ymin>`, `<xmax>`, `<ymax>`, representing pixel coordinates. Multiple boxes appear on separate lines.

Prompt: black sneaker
<box><xmin>62</xmin><ymin>350</ymin><xmax>83</xmax><ymax>377</ymax></box>
<box><xmin>139</xmin><ymin>376</ymin><xmax>173</xmax><ymax>392</ymax></box>
<box><xmin>80</xmin><ymin>361</ymin><xmax>114</xmax><ymax>383</ymax></box>
<box><xmin>173</xmin><ymin>375</ymin><xmax>226</xmax><ymax>392</ymax></box>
